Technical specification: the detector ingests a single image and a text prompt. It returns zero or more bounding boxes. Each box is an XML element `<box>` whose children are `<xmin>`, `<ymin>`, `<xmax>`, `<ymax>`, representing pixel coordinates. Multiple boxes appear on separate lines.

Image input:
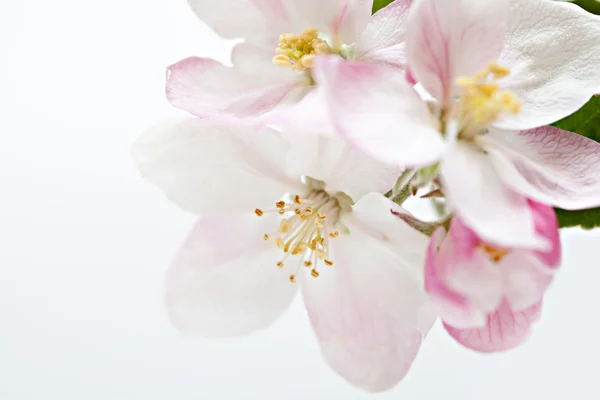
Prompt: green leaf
<box><xmin>555</xmin><ymin>208</ymin><xmax>600</xmax><ymax>230</ymax></box>
<box><xmin>571</xmin><ymin>0</ymin><xmax>600</xmax><ymax>15</ymax></box>
<box><xmin>372</xmin><ymin>0</ymin><xmax>395</xmax><ymax>14</ymax></box>
<box><xmin>552</xmin><ymin>96</ymin><xmax>600</xmax><ymax>142</ymax></box>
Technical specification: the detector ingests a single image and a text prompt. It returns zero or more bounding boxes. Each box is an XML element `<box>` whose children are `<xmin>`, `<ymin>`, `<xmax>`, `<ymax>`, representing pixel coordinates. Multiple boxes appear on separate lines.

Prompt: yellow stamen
<box><xmin>273</xmin><ymin>27</ymin><xmax>332</xmax><ymax>72</ymax></box>
<box><xmin>258</xmin><ymin>192</ymin><xmax>343</xmax><ymax>282</ymax></box>
<box><xmin>478</xmin><ymin>243</ymin><xmax>509</xmax><ymax>263</ymax></box>
<box><xmin>254</xmin><ymin>208</ymin><xmax>264</xmax><ymax>217</ymax></box>
<box><xmin>279</xmin><ymin>219</ymin><xmax>293</xmax><ymax>233</ymax></box>
<box><xmin>455</xmin><ymin>63</ymin><xmax>520</xmax><ymax>137</ymax></box>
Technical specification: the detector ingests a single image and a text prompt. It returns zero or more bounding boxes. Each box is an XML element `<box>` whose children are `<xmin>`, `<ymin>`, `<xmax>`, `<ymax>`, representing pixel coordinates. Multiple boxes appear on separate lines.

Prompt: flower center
<box><xmin>477</xmin><ymin>242</ymin><xmax>509</xmax><ymax>263</ymax></box>
<box><xmin>454</xmin><ymin>63</ymin><xmax>521</xmax><ymax>139</ymax></box>
<box><xmin>272</xmin><ymin>27</ymin><xmax>333</xmax><ymax>72</ymax></box>
<box><xmin>255</xmin><ymin>191</ymin><xmax>342</xmax><ymax>283</ymax></box>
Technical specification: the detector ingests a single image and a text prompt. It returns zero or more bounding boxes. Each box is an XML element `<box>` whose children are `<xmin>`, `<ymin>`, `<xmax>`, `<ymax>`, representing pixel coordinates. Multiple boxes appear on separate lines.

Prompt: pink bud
<box><xmin>425</xmin><ymin>199</ymin><xmax>561</xmax><ymax>352</ymax></box>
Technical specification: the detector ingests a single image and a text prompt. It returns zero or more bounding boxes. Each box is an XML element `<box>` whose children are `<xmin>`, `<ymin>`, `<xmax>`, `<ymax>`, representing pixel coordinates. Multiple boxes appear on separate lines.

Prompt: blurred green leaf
<box><xmin>372</xmin><ymin>0</ymin><xmax>395</xmax><ymax>14</ymax></box>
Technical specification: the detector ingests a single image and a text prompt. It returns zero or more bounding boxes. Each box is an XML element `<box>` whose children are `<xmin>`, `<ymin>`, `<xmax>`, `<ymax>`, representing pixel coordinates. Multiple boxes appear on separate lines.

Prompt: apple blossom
<box><xmin>425</xmin><ymin>199</ymin><xmax>560</xmax><ymax>352</ymax></box>
<box><xmin>132</xmin><ymin>118</ymin><xmax>437</xmax><ymax>391</ymax></box>
<box><xmin>315</xmin><ymin>0</ymin><xmax>600</xmax><ymax>249</ymax></box>
<box><xmin>166</xmin><ymin>0</ymin><xmax>413</xmax><ymax>124</ymax></box>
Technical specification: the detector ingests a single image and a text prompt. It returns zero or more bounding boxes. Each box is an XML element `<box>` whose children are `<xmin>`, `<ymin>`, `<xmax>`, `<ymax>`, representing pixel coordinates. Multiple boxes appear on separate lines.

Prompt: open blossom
<box><xmin>166</xmin><ymin>0</ymin><xmax>413</xmax><ymax>124</ymax></box>
<box><xmin>315</xmin><ymin>0</ymin><xmax>600</xmax><ymax>249</ymax></box>
<box><xmin>132</xmin><ymin>118</ymin><xmax>437</xmax><ymax>391</ymax></box>
<box><xmin>425</xmin><ymin>200</ymin><xmax>560</xmax><ymax>352</ymax></box>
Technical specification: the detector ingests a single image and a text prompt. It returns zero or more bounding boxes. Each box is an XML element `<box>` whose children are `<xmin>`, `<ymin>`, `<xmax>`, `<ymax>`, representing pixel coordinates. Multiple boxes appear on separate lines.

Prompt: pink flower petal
<box><xmin>425</xmin><ymin>227</ymin><xmax>486</xmax><ymax>328</ymax></box>
<box><xmin>405</xmin><ymin>0</ymin><xmax>509</xmax><ymax>104</ymax></box>
<box><xmin>131</xmin><ymin>118</ymin><xmax>303</xmax><ymax>215</ymax></box>
<box><xmin>500</xmin><ymin>201</ymin><xmax>560</xmax><ymax>310</ymax></box>
<box><xmin>441</xmin><ymin>142</ymin><xmax>547</xmax><ymax>250</ymax></box>
<box><xmin>484</xmin><ymin>126</ymin><xmax>600</xmax><ymax>210</ymax></box>
<box><xmin>355</xmin><ymin>0</ymin><xmax>413</xmax><ymax>69</ymax></box>
<box><xmin>313</xmin><ymin>56</ymin><xmax>444</xmax><ymax>167</ymax></box>
<box><xmin>529</xmin><ymin>199</ymin><xmax>561</xmax><ymax>269</ymax></box>
<box><xmin>444</xmin><ymin>300</ymin><xmax>542</xmax><ymax>353</ymax></box>
<box><xmin>495</xmin><ymin>0</ymin><xmax>600</xmax><ymax>130</ymax></box>
<box><xmin>166</xmin><ymin>215</ymin><xmax>299</xmax><ymax>337</ymax></box>
<box><xmin>166</xmin><ymin>46</ymin><xmax>311</xmax><ymax>123</ymax></box>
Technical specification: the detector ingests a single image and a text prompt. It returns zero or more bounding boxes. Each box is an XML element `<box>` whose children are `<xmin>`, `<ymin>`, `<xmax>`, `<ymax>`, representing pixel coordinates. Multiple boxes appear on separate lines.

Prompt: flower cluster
<box><xmin>133</xmin><ymin>0</ymin><xmax>600</xmax><ymax>392</ymax></box>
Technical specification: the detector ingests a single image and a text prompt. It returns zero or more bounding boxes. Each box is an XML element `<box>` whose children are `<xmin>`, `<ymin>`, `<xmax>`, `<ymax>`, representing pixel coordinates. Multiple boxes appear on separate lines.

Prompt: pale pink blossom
<box><xmin>166</xmin><ymin>0</ymin><xmax>413</xmax><ymax>124</ymax></box>
<box><xmin>425</xmin><ymin>199</ymin><xmax>560</xmax><ymax>352</ymax></box>
<box><xmin>315</xmin><ymin>0</ymin><xmax>600</xmax><ymax>249</ymax></box>
<box><xmin>132</xmin><ymin>118</ymin><xmax>436</xmax><ymax>391</ymax></box>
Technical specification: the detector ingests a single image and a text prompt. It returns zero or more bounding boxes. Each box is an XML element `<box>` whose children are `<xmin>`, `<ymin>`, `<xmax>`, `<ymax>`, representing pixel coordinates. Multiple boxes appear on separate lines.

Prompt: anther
<box><xmin>300</xmin><ymin>27</ymin><xmax>319</xmax><ymax>41</ymax></box>
<box><xmin>324</xmin><ymin>260</ymin><xmax>334</xmax><ymax>266</ymax></box>
<box><xmin>277</xmin><ymin>261</ymin><xmax>284</xmax><ymax>268</ymax></box>
<box><xmin>489</xmin><ymin>62</ymin><xmax>511</xmax><ymax>78</ymax></box>
<box><xmin>329</xmin><ymin>231</ymin><xmax>339</xmax><ymax>238</ymax></box>
<box><xmin>294</xmin><ymin>195</ymin><xmax>302</xmax><ymax>204</ymax></box>
<box><xmin>304</xmin><ymin>260</ymin><xmax>313</xmax><ymax>267</ymax></box>
<box><xmin>304</xmin><ymin>206</ymin><xmax>313</xmax><ymax>215</ymax></box>
<box><xmin>278</xmin><ymin>209</ymin><xmax>285</xmax><ymax>215</ymax></box>
<box><xmin>311</xmin><ymin>269</ymin><xmax>320</xmax><ymax>278</ymax></box>
<box><xmin>317</xmin><ymin>214</ymin><xmax>326</xmax><ymax>220</ymax></box>
<box><xmin>279</xmin><ymin>220</ymin><xmax>292</xmax><ymax>233</ymax></box>
<box><xmin>272</xmin><ymin>55</ymin><xmax>292</xmax><ymax>67</ymax></box>
<box><xmin>263</xmin><ymin>234</ymin><xmax>269</xmax><ymax>241</ymax></box>
<box><xmin>254</xmin><ymin>208</ymin><xmax>264</xmax><ymax>217</ymax></box>
<box><xmin>289</xmin><ymin>274</ymin><xmax>296</xmax><ymax>283</ymax></box>
<box><xmin>301</xmin><ymin>54</ymin><xmax>316</xmax><ymax>68</ymax></box>
<box><xmin>275</xmin><ymin>238</ymin><xmax>285</xmax><ymax>249</ymax></box>
<box><xmin>276</xmin><ymin>200</ymin><xmax>286</xmax><ymax>209</ymax></box>
<box><xmin>294</xmin><ymin>208</ymin><xmax>302</xmax><ymax>215</ymax></box>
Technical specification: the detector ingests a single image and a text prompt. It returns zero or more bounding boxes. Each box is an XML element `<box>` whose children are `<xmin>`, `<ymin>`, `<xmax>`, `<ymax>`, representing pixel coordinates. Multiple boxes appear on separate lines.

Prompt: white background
<box><xmin>1</xmin><ymin>0</ymin><xmax>599</xmax><ymax>398</ymax></box>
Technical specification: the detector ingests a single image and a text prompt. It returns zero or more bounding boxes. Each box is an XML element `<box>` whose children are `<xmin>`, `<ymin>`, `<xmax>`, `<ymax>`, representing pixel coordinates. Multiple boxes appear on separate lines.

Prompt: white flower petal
<box><xmin>482</xmin><ymin>126</ymin><xmax>600</xmax><ymax>210</ymax></box>
<box><xmin>166</xmin><ymin>215</ymin><xmax>299</xmax><ymax>337</ymax></box>
<box><xmin>440</xmin><ymin>142</ymin><xmax>547</xmax><ymax>250</ymax></box>
<box><xmin>285</xmin><ymin>133</ymin><xmax>402</xmax><ymax>201</ymax></box>
<box><xmin>132</xmin><ymin>118</ymin><xmax>303</xmax><ymax>215</ymax></box>
<box><xmin>186</xmin><ymin>0</ymin><xmax>291</xmax><ymax>48</ymax></box>
<box><xmin>314</xmin><ymin>57</ymin><xmax>445</xmax><ymax>168</ymax></box>
<box><xmin>342</xmin><ymin>193</ymin><xmax>437</xmax><ymax>332</ymax></box>
<box><xmin>496</xmin><ymin>0</ymin><xmax>600</xmax><ymax>130</ymax></box>
<box><xmin>289</xmin><ymin>0</ymin><xmax>372</xmax><ymax>45</ymax></box>
<box><xmin>405</xmin><ymin>0</ymin><xmax>509</xmax><ymax>104</ymax></box>
<box><xmin>355</xmin><ymin>0</ymin><xmax>413</xmax><ymax>69</ymax></box>
<box><xmin>301</xmin><ymin>193</ymin><xmax>435</xmax><ymax>391</ymax></box>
